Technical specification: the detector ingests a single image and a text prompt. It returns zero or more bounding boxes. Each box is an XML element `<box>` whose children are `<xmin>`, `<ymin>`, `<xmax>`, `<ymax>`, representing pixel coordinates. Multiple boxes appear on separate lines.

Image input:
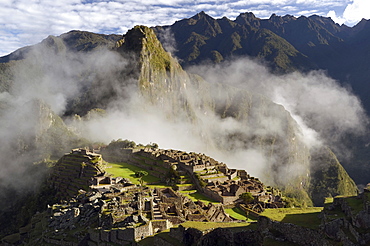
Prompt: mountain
<box><xmin>154</xmin><ymin>12</ymin><xmax>370</xmax><ymax>186</ymax></box>
<box><xmin>154</xmin><ymin>11</ymin><xmax>370</xmax><ymax>112</ymax></box>
<box><xmin>0</xmin><ymin>24</ymin><xmax>357</xmax><ymax>202</ymax></box>
<box><xmin>154</xmin><ymin>11</ymin><xmax>316</xmax><ymax>73</ymax></box>
<box><xmin>0</xmin><ymin>15</ymin><xmax>363</xmax><ymax>244</ymax></box>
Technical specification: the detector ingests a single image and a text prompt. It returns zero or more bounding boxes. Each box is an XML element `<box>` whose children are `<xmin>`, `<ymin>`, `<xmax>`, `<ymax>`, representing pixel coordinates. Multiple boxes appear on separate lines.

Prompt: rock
<box><xmin>88</xmin><ymin>192</ymin><xmax>102</xmax><ymax>202</ymax></box>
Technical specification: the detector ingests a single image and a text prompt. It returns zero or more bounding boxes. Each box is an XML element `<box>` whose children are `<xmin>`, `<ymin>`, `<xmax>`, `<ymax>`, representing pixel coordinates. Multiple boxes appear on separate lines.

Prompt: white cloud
<box><xmin>342</xmin><ymin>0</ymin><xmax>370</xmax><ymax>24</ymax></box>
<box><xmin>0</xmin><ymin>0</ymin><xmax>367</xmax><ymax>56</ymax></box>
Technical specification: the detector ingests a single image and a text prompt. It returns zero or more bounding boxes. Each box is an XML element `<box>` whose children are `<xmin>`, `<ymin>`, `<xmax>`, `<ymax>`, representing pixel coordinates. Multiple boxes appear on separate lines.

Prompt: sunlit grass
<box><xmin>225</xmin><ymin>207</ymin><xmax>253</xmax><ymax>221</ymax></box>
<box><xmin>260</xmin><ymin>207</ymin><xmax>323</xmax><ymax>229</ymax></box>
<box><xmin>105</xmin><ymin>162</ymin><xmax>160</xmax><ymax>184</ymax></box>
<box><xmin>182</xmin><ymin>191</ymin><xmax>219</xmax><ymax>204</ymax></box>
<box><xmin>180</xmin><ymin>221</ymin><xmax>254</xmax><ymax>231</ymax></box>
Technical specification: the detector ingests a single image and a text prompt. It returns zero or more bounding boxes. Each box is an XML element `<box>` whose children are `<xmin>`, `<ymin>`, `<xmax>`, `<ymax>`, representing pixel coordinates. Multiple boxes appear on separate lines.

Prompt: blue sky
<box><xmin>0</xmin><ymin>0</ymin><xmax>369</xmax><ymax>56</ymax></box>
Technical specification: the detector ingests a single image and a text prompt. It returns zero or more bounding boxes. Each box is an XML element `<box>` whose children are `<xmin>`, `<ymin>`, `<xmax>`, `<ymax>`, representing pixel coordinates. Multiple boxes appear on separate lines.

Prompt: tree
<box><xmin>135</xmin><ymin>170</ymin><xmax>148</xmax><ymax>186</ymax></box>
<box><xmin>240</xmin><ymin>192</ymin><xmax>254</xmax><ymax>204</ymax></box>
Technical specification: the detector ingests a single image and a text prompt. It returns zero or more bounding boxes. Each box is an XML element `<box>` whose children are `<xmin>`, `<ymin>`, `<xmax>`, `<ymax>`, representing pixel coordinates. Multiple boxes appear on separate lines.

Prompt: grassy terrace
<box><xmin>106</xmin><ymin>161</ymin><xmax>222</xmax><ymax>205</ymax></box>
<box><xmin>224</xmin><ymin>207</ymin><xmax>254</xmax><ymax>221</ymax></box>
<box><xmin>260</xmin><ymin>207</ymin><xmax>323</xmax><ymax>229</ymax></box>
<box><xmin>182</xmin><ymin>191</ymin><xmax>219</xmax><ymax>204</ymax></box>
<box><xmin>138</xmin><ymin>221</ymin><xmax>255</xmax><ymax>246</ymax></box>
<box><xmin>105</xmin><ymin>162</ymin><xmax>160</xmax><ymax>184</ymax></box>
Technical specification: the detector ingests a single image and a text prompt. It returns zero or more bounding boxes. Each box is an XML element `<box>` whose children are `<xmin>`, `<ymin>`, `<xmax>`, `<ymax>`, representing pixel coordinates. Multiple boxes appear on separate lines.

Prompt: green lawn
<box><xmin>260</xmin><ymin>207</ymin><xmax>323</xmax><ymax>229</ymax></box>
<box><xmin>146</xmin><ymin>184</ymin><xmax>172</xmax><ymax>189</ymax></box>
<box><xmin>225</xmin><ymin>207</ymin><xmax>251</xmax><ymax>221</ymax></box>
<box><xmin>183</xmin><ymin>191</ymin><xmax>219</xmax><ymax>204</ymax></box>
<box><xmin>180</xmin><ymin>221</ymin><xmax>254</xmax><ymax>231</ymax></box>
<box><xmin>179</xmin><ymin>189</ymin><xmax>197</xmax><ymax>194</ymax></box>
<box><xmin>105</xmin><ymin>162</ymin><xmax>161</xmax><ymax>184</ymax></box>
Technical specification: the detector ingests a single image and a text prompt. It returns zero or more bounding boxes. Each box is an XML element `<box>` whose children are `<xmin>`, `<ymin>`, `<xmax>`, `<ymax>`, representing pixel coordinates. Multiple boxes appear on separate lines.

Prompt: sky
<box><xmin>0</xmin><ymin>0</ymin><xmax>369</xmax><ymax>56</ymax></box>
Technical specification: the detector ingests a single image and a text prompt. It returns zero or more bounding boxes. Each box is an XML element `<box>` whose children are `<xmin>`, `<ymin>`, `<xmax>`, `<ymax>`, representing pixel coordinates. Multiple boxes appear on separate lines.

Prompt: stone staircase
<box><xmin>153</xmin><ymin>191</ymin><xmax>163</xmax><ymax>220</ymax></box>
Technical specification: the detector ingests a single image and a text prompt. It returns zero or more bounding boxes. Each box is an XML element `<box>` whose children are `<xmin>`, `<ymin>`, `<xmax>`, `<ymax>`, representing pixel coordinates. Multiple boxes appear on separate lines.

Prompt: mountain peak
<box><xmin>120</xmin><ymin>25</ymin><xmax>164</xmax><ymax>54</ymax></box>
<box><xmin>191</xmin><ymin>11</ymin><xmax>214</xmax><ymax>21</ymax></box>
<box><xmin>352</xmin><ymin>18</ymin><xmax>370</xmax><ymax>33</ymax></box>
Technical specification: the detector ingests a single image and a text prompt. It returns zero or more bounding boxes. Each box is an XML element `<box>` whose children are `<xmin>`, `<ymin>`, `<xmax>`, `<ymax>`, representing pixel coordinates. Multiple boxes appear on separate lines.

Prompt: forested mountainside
<box><xmin>154</xmin><ymin>12</ymin><xmax>370</xmax><ymax>108</ymax></box>
<box><xmin>153</xmin><ymin>11</ymin><xmax>370</xmax><ymax>185</ymax></box>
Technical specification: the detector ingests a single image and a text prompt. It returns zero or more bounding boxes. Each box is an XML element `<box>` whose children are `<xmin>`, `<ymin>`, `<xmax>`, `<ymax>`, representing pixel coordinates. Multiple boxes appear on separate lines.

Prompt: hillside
<box><xmin>0</xmin><ymin>16</ymin><xmax>364</xmax><ymax>245</ymax></box>
<box><xmin>0</xmin><ymin>24</ymin><xmax>358</xmax><ymax>203</ymax></box>
<box><xmin>2</xmin><ymin>147</ymin><xmax>369</xmax><ymax>245</ymax></box>
<box><xmin>153</xmin><ymin>12</ymin><xmax>370</xmax><ymax>186</ymax></box>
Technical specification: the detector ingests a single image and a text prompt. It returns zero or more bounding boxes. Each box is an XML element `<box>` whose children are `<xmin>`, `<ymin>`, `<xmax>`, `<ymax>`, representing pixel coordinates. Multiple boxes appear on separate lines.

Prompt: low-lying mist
<box><xmin>0</xmin><ymin>36</ymin><xmax>368</xmax><ymax>197</ymax></box>
<box><xmin>188</xmin><ymin>59</ymin><xmax>369</xmax><ymax>157</ymax></box>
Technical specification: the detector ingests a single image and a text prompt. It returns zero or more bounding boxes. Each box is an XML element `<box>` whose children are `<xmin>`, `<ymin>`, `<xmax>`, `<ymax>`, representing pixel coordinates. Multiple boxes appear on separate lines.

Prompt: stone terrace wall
<box><xmin>49</xmin><ymin>151</ymin><xmax>104</xmax><ymax>200</ymax></box>
<box><xmin>258</xmin><ymin>216</ymin><xmax>328</xmax><ymax>246</ymax></box>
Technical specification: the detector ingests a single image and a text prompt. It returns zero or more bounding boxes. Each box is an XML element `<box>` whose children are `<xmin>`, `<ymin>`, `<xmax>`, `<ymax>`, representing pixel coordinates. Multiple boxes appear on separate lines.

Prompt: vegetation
<box><xmin>183</xmin><ymin>191</ymin><xmax>219</xmax><ymax>204</ymax></box>
<box><xmin>107</xmin><ymin>139</ymin><xmax>137</xmax><ymax>149</ymax></box>
<box><xmin>135</xmin><ymin>170</ymin><xmax>149</xmax><ymax>186</ymax></box>
<box><xmin>105</xmin><ymin>162</ymin><xmax>160</xmax><ymax>184</ymax></box>
<box><xmin>106</xmin><ymin>139</ymin><xmax>159</xmax><ymax>151</ymax></box>
<box><xmin>194</xmin><ymin>173</ymin><xmax>207</xmax><ymax>187</ymax></box>
<box><xmin>180</xmin><ymin>221</ymin><xmax>255</xmax><ymax>231</ymax></box>
<box><xmin>260</xmin><ymin>207</ymin><xmax>323</xmax><ymax>229</ymax></box>
<box><xmin>239</xmin><ymin>192</ymin><xmax>254</xmax><ymax>203</ymax></box>
<box><xmin>224</xmin><ymin>207</ymin><xmax>251</xmax><ymax>221</ymax></box>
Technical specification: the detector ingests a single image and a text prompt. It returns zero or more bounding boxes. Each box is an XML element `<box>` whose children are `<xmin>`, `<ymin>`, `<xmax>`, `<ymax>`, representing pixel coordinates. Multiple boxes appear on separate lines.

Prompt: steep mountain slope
<box><xmin>101</xmin><ymin>26</ymin><xmax>358</xmax><ymax>205</ymax></box>
<box><xmin>0</xmin><ymin>24</ymin><xmax>358</xmax><ymax>208</ymax></box>
<box><xmin>154</xmin><ymin>12</ymin><xmax>370</xmax><ymax>186</ymax></box>
<box><xmin>154</xmin><ymin>12</ymin><xmax>370</xmax><ymax>113</ymax></box>
<box><xmin>154</xmin><ymin>11</ymin><xmax>315</xmax><ymax>73</ymax></box>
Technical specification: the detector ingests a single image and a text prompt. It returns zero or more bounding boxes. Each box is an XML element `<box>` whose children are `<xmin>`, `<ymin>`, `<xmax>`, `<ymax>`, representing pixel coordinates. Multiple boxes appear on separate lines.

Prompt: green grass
<box><xmin>344</xmin><ymin>196</ymin><xmax>363</xmax><ymax>215</ymax></box>
<box><xmin>225</xmin><ymin>207</ymin><xmax>254</xmax><ymax>221</ymax></box>
<box><xmin>180</xmin><ymin>221</ymin><xmax>255</xmax><ymax>231</ymax></box>
<box><xmin>183</xmin><ymin>191</ymin><xmax>219</xmax><ymax>204</ymax></box>
<box><xmin>176</xmin><ymin>183</ymin><xmax>193</xmax><ymax>187</ymax></box>
<box><xmin>105</xmin><ymin>162</ymin><xmax>160</xmax><ymax>184</ymax></box>
<box><xmin>324</xmin><ymin>197</ymin><xmax>334</xmax><ymax>205</ymax></box>
<box><xmin>146</xmin><ymin>184</ymin><xmax>172</xmax><ymax>189</ymax></box>
<box><xmin>179</xmin><ymin>189</ymin><xmax>197</xmax><ymax>194</ymax></box>
<box><xmin>260</xmin><ymin>207</ymin><xmax>323</xmax><ymax>229</ymax></box>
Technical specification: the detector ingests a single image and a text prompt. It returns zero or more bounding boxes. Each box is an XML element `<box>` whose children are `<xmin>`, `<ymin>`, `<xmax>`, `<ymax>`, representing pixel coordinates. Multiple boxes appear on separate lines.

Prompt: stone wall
<box><xmin>258</xmin><ymin>216</ymin><xmax>328</xmax><ymax>246</ymax></box>
<box><xmin>151</xmin><ymin>220</ymin><xmax>172</xmax><ymax>232</ymax></box>
<box><xmin>202</xmin><ymin>187</ymin><xmax>238</xmax><ymax>205</ymax></box>
<box><xmin>237</xmin><ymin>203</ymin><xmax>260</xmax><ymax>218</ymax></box>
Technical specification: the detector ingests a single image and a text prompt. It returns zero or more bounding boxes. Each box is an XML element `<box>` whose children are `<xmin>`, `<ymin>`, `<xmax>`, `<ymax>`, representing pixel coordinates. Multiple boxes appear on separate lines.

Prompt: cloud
<box><xmin>0</xmin><ymin>0</ymin><xmax>364</xmax><ymax>56</ymax></box>
<box><xmin>70</xmin><ymin>54</ymin><xmax>367</xmax><ymax>187</ymax></box>
<box><xmin>0</xmin><ymin>39</ymin><xmax>133</xmax><ymax>194</ymax></box>
<box><xmin>187</xmin><ymin>58</ymin><xmax>368</xmax><ymax>151</ymax></box>
<box><xmin>327</xmin><ymin>0</ymin><xmax>370</xmax><ymax>26</ymax></box>
<box><xmin>1</xmin><ymin>25</ymin><xmax>367</xmax><ymax>197</ymax></box>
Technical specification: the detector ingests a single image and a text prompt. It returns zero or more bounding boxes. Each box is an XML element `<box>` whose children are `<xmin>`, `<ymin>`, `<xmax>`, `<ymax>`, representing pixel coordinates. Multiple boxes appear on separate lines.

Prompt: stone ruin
<box><xmin>2</xmin><ymin>147</ymin><xmax>289</xmax><ymax>245</ymax></box>
<box><xmin>40</xmin><ymin>179</ymin><xmax>236</xmax><ymax>245</ymax></box>
<box><xmin>118</xmin><ymin>147</ymin><xmax>285</xmax><ymax>211</ymax></box>
<box><xmin>49</xmin><ymin>148</ymin><xmax>106</xmax><ymax>200</ymax></box>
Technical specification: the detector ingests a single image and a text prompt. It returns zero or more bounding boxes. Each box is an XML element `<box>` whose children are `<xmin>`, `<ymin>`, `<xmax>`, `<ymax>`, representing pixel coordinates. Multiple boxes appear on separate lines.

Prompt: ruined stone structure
<box><xmin>101</xmin><ymin>147</ymin><xmax>284</xmax><ymax>210</ymax></box>
<box><xmin>1</xmin><ymin>147</ymin><xmax>285</xmax><ymax>245</ymax></box>
<box><xmin>49</xmin><ymin>148</ymin><xmax>105</xmax><ymax>200</ymax></box>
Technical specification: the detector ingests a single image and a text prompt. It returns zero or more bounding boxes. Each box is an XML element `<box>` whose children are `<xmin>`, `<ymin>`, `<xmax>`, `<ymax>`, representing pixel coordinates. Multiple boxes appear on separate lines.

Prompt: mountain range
<box><xmin>0</xmin><ymin>11</ymin><xmax>369</xmax><ymax>244</ymax></box>
<box><xmin>154</xmin><ymin>11</ymin><xmax>370</xmax><ymax>185</ymax></box>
